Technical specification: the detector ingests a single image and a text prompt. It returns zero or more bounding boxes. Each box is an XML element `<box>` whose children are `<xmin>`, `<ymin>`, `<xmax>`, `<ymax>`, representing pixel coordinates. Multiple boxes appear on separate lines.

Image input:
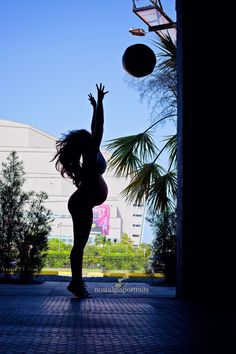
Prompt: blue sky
<box><xmin>0</xmin><ymin>0</ymin><xmax>176</xmax><ymax>243</ymax></box>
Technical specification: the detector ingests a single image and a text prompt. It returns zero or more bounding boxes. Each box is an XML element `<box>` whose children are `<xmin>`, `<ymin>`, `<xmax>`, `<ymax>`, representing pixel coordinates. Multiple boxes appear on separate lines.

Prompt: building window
<box><xmin>133</xmin><ymin>214</ymin><xmax>142</xmax><ymax>217</ymax></box>
<box><xmin>132</xmin><ymin>224</ymin><xmax>141</xmax><ymax>227</ymax></box>
<box><xmin>132</xmin><ymin>234</ymin><xmax>139</xmax><ymax>237</ymax></box>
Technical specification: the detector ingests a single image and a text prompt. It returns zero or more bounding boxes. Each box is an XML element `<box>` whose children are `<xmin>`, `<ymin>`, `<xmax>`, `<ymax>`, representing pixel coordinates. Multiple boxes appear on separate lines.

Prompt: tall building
<box><xmin>0</xmin><ymin>119</ymin><xmax>145</xmax><ymax>246</ymax></box>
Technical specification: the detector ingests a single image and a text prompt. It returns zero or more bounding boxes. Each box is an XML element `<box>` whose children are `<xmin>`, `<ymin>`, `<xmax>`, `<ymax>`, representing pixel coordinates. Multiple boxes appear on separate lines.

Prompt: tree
<box><xmin>106</xmin><ymin>31</ymin><xmax>177</xmax><ymax>213</ymax></box>
<box><xmin>0</xmin><ymin>152</ymin><xmax>53</xmax><ymax>280</ymax></box>
<box><xmin>120</xmin><ymin>233</ymin><xmax>134</xmax><ymax>248</ymax></box>
<box><xmin>15</xmin><ymin>191</ymin><xmax>53</xmax><ymax>281</ymax></box>
<box><xmin>147</xmin><ymin>209</ymin><xmax>177</xmax><ymax>284</ymax></box>
<box><xmin>0</xmin><ymin>152</ymin><xmax>29</xmax><ymax>276</ymax></box>
<box><xmin>95</xmin><ymin>234</ymin><xmax>107</xmax><ymax>247</ymax></box>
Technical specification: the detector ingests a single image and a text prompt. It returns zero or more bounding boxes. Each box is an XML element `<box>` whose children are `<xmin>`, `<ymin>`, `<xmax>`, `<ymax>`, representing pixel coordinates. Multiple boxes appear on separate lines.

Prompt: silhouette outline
<box><xmin>53</xmin><ymin>83</ymin><xmax>108</xmax><ymax>298</ymax></box>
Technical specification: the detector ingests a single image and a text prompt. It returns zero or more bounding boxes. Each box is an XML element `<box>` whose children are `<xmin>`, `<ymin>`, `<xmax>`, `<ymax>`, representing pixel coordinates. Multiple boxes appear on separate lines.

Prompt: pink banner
<box><xmin>92</xmin><ymin>204</ymin><xmax>110</xmax><ymax>235</ymax></box>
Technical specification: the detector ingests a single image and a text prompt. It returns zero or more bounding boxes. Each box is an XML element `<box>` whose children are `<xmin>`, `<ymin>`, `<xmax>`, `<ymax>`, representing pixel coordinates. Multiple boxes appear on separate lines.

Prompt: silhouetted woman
<box><xmin>53</xmin><ymin>83</ymin><xmax>108</xmax><ymax>298</ymax></box>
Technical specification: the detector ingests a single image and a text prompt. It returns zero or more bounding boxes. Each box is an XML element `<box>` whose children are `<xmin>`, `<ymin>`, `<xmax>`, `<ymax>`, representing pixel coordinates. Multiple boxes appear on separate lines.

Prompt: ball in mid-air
<box><xmin>122</xmin><ymin>44</ymin><xmax>156</xmax><ymax>78</ymax></box>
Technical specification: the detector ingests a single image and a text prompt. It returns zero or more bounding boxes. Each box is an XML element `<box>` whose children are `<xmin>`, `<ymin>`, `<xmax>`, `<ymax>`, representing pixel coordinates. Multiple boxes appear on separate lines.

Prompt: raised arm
<box><xmin>89</xmin><ymin>83</ymin><xmax>108</xmax><ymax>149</ymax></box>
<box><xmin>88</xmin><ymin>93</ymin><xmax>97</xmax><ymax>134</ymax></box>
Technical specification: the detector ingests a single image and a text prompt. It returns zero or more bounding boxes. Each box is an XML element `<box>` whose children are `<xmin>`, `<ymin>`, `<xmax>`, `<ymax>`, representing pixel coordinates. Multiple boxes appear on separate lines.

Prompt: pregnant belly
<box><xmin>88</xmin><ymin>175</ymin><xmax>108</xmax><ymax>206</ymax></box>
<box><xmin>69</xmin><ymin>175</ymin><xmax>108</xmax><ymax>214</ymax></box>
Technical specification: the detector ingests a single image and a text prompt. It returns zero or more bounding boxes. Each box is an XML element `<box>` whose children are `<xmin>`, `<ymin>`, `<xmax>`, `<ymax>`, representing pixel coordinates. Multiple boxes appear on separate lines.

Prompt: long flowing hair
<box><xmin>52</xmin><ymin>129</ymin><xmax>91</xmax><ymax>183</ymax></box>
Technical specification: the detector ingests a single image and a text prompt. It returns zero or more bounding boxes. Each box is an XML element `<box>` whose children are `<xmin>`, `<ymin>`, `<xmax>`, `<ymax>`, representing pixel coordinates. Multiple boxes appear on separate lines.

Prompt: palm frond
<box><xmin>154</xmin><ymin>33</ymin><xmax>176</xmax><ymax>72</ymax></box>
<box><xmin>120</xmin><ymin>163</ymin><xmax>165</xmax><ymax>206</ymax></box>
<box><xmin>148</xmin><ymin>170</ymin><xmax>177</xmax><ymax>212</ymax></box>
<box><xmin>144</xmin><ymin>114</ymin><xmax>177</xmax><ymax>133</ymax></box>
<box><xmin>162</xmin><ymin>134</ymin><xmax>177</xmax><ymax>169</ymax></box>
<box><xmin>105</xmin><ymin>132</ymin><xmax>157</xmax><ymax>177</ymax></box>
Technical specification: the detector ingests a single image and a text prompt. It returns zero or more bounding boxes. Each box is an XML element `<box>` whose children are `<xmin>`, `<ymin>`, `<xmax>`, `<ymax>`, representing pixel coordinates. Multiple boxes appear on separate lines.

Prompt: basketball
<box><xmin>122</xmin><ymin>44</ymin><xmax>156</xmax><ymax>78</ymax></box>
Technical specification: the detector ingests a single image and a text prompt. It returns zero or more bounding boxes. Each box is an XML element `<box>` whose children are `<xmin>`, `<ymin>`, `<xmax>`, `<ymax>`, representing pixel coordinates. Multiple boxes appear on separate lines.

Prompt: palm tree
<box><xmin>120</xmin><ymin>233</ymin><xmax>134</xmax><ymax>249</ymax></box>
<box><xmin>95</xmin><ymin>234</ymin><xmax>107</xmax><ymax>248</ymax></box>
<box><xmin>106</xmin><ymin>32</ymin><xmax>177</xmax><ymax>213</ymax></box>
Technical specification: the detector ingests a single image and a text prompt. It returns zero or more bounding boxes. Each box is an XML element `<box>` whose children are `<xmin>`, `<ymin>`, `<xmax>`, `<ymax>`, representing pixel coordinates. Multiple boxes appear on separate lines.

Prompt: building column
<box><xmin>176</xmin><ymin>0</ymin><xmax>235</xmax><ymax>302</ymax></box>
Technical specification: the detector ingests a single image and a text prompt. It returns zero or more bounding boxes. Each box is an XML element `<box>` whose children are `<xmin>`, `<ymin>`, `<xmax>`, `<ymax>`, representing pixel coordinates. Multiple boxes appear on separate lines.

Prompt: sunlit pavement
<box><xmin>0</xmin><ymin>281</ymin><xmax>235</xmax><ymax>353</ymax></box>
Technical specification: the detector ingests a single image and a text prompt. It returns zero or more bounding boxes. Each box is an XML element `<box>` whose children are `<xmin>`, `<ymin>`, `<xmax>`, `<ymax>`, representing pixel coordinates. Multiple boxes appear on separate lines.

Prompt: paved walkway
<box><xmin>0</xmin><ymin>281</ymin><xmax>235</xmax><ymax>353</ymax></box>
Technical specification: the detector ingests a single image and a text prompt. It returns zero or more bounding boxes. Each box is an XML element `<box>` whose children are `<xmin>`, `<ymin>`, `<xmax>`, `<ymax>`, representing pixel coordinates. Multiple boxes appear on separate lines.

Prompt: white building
<box><xmin>0</xmin><ymin>119</ymin><xmax>145</xmax><ymax>246</ymax></box>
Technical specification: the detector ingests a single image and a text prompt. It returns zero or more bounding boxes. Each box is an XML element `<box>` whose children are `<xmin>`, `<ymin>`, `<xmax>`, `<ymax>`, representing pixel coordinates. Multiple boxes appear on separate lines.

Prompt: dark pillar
<box><xmin>176</xmin><ymin>0</ymin><xmax>235</xmax><ymax>302</ymax></box>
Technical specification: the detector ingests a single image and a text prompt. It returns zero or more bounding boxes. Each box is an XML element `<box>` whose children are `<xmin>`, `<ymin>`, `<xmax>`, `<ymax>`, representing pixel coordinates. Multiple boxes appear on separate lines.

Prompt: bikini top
<box><xmin>96</xmin><ymin>150</ymin><xmax>107</xmax><ymax>175</ymax></box>
<box><xmin>79</xmin><ymin>149</ymin><xmax>106</xmax><ymax>180</ymax></box>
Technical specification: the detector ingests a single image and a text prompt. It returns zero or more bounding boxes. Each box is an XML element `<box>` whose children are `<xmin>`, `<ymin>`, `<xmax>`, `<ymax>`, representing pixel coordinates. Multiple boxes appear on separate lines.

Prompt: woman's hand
<box><xmin>88</xmin><ymin>93</ymin><xmax>96</xmax><ymax>108</ymax></box>
<box><xmin>96</xmin><ymin>83</ymin><xmax>108</xmax><ymax>102</ymax></box>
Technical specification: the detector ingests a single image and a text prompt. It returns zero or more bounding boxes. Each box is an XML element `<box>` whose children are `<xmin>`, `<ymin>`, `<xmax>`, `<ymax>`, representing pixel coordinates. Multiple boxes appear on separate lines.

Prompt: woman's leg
<box><xmin>70</xmin><ymin>207</ymin><xmax>93</xmax><ymax>286</ymax></box>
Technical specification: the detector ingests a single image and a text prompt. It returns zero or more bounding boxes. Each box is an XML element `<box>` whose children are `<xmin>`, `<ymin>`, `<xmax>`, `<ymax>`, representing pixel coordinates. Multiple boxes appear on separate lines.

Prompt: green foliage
<box><xmin>148</xmin><ymin>170</ymin><xmax>177</xmax><ymax>212</ymax></box>
<box><xmin>0</xmin><ymin>152</ymin><xmax>29</xmax><ymax>275</ymax></box>
<box><xmin>45</xmin><ymin>234</ymin><xmax>152</xmax><ymax>272</ymax></box>
<box><xmin>137</xmin><ymin>32</ymin><xmax>177</xmax><ymax>116</ymax></box>
<box><xmin>45</xmin><ymin>238</ymin><xmax>71</xmax><ymax>268</ymax></box>
<box><xmin>45</xmin><ymin>254</ymin><xmax>71</xmax><ymax>268</ymax></box>
<box><xmin>0</xmin><ymin>152</ymin><xmax>53</xmax><ymax>280</ymax></box>
<box><xmin>147</xmin><ymin>209</ymin><xmax>177</xmax><ymax>284</ymax></box>
<box><xmin>120</xmin><ymin>233</ymin><xmax>134</xmax><ymax>247</ymax></box>
<box><xmin>163</xmin><ymin>134</ymin><xmax>177</xmax><ymax>170</ymax></box>
<box><xmin>15</xmin><ymin>192</ymin><xmax>53</xmax><ymax>280</ymax></box>
<box><xmin>48</xmin><ymin>238</ymin><xmax>72</xmax><ymax>252</ymax></box>
<box><xmin>94</xmin><ymin>234</ymin><xmax>107</xmax><ymax>247</ymax></box>
<box><xmin>95</xmin><ymin>237</ymin><xmax>152</xmax><ymax>271</ymax></box>
<box><xmin>106</xmin><ymin>132</ymin><xmax>157</xmax><ymax>177</ymax></box>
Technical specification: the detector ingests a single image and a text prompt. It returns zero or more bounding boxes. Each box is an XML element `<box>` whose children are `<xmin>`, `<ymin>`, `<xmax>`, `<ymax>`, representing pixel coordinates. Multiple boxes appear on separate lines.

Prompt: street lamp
<box><xmin>124</xmin><ymin>0</ymin><xmax>176</xmax><ymax>78</ymax></box>
<box><xmin>129</xmin><ymin>28</ymin><xmax>146</xmax><ymax>36</ymax></box>
<box><xmin>132</xmin><ymin>0</ymin><xmax>176</xmax><ymax>39</ymax></box>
